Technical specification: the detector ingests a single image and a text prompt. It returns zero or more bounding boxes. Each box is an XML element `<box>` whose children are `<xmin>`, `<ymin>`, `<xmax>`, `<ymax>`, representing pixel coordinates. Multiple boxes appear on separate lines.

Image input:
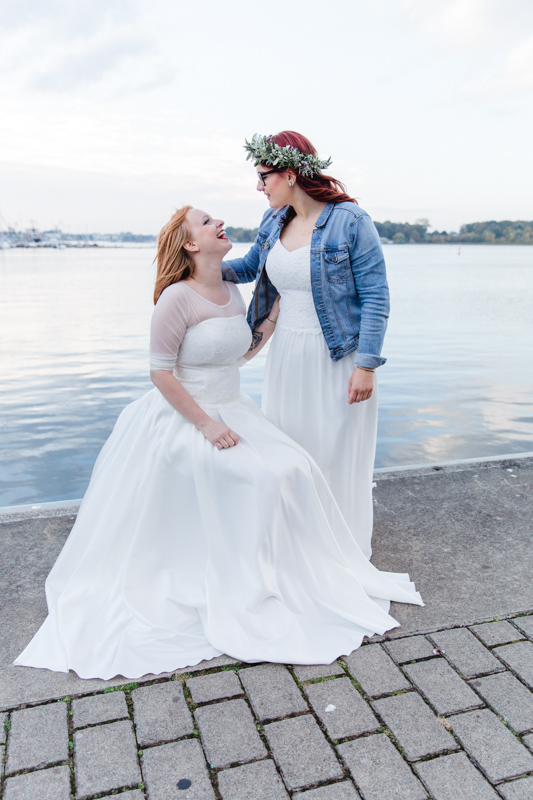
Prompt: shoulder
<box><xmin>329</xmin><ymin>201</ymin><xmax>371</xmax><ymax>223</ymax></box>
<box><xmin>157</xmin><ymin>281</ymin><xmax>189</xmax><ymax>301</ymax></box>
<box><xmin>227</xmin><ymin>280</ymin><xmax>247</xmax><ymax>309</ymax></box>
<box><xmin>258</xmin><ymin>206</ymin><xmax>287</xmax><ymax>232</ymax></box>
<box><xmin>328</xmin><ymin>203</ymin><xmax>380</xmax><ymax>245</ymax></box>
<box><xmin>154</xmin><ymin>281</ymin><xmax>191</xmax><ymax>315</ymax></box>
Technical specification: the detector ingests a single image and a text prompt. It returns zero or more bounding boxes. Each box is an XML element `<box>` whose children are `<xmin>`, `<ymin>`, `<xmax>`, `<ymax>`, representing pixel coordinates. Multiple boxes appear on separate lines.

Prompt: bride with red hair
<box><xmin>223</xmin><ymin>131</ymin><xmax>390</xmax><ymax>559</ymax></box>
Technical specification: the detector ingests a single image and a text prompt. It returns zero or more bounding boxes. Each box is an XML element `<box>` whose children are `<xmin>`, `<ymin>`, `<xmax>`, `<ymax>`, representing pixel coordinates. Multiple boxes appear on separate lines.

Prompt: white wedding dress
<box><xmin>15</xmin><ymin>281</ymin><xmax>422</xmax><ymax>680</ymax></box>
<box><xmin>263</xmin><ymin>240</ymin><xmax>378</xmax><ymax>558</ymax></box>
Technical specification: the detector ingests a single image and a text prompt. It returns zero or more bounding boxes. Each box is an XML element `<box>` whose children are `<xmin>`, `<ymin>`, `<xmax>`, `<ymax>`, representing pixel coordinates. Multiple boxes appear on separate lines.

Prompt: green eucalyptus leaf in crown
<box><xmin>243</xmin><ymin>134</ymin><xmax>332</xmax><ymax>178</ymax></box>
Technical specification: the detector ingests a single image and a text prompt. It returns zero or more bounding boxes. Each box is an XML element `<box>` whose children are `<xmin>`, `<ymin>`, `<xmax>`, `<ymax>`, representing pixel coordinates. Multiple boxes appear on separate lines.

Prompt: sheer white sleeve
<box><xmin>149</xmin><ymin>283</ymin><xmax>192</xmax><ymax>371</ymax></box>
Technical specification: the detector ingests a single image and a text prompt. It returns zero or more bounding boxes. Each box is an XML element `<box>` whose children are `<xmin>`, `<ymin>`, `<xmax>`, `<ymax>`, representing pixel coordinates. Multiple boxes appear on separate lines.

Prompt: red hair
<box><xmin>153</xmin><ymin>206</ymin><xmax>194</xmax><ymax>304</ymax></box>
<box><xmin>267</xmin><ymin>131</ymin><xmax>356</xmax><ymax>205</ymax></box>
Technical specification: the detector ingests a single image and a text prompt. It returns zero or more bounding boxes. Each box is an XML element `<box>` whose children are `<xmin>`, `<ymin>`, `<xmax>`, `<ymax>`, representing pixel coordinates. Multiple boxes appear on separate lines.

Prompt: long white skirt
<box><xmin>263</xmin><ymin>325</ymin><xmax>378</xmax><ymax>558</ymax></box>
<box><xmin>15</xmin><ymin>388</ymin><xmax>421</xmax><ymax>680</ymax></box>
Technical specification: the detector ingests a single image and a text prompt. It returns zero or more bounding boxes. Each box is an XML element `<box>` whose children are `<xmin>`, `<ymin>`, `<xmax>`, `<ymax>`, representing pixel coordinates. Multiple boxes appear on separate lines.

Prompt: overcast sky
<box><xmin>0</xmin><ymin>0</ymin><xmax>531</xmax><ymax>234</ymax></box>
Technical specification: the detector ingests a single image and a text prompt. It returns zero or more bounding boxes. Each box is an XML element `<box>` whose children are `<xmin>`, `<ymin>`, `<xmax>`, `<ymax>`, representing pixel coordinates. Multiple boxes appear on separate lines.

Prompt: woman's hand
<box><xmin>197</xmin><ymin>418</ymin><xmax>239</xmax><ymax>449</ymax></box>
<box><xmin>348</xmin><ymin>368</ymin><xmax>374</xmax><ymax>404</ymax></box>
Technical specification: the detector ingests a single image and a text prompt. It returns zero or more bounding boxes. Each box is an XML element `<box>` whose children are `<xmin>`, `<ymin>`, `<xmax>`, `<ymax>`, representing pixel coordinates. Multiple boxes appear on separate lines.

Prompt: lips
<box><xmin>217</xmin><ymin>230</ymin><xmax>227</xmax><ymax>240</ymax></box>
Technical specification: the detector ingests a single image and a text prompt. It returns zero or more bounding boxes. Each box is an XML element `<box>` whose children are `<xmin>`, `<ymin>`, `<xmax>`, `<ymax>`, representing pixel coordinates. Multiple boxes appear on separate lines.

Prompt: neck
<box><xmin>288</xmin><ymin>187</ymin><xmax>327</xmax><ymax>222</ymax></box>
<box><xmin>189</xmin><ymin>255</ymin><xmax>224</xmax><ymax>288</ymax></box>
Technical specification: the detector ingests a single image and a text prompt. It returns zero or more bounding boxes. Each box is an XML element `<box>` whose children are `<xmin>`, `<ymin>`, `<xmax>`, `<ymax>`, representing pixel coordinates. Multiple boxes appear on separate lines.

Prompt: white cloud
<box><xmin>402</xmin><ymin>0</ymin><xmax>496</xmax><ymax>47</ymax></box>
<box><xmin>29</xmin><ymin>34</ymin><xmax>155</xmax><ymax>92</ymax></box>
<box><xmin>0</xmin><ymin>0</ymin><xmax>139</xmax><ymax>36</ymax></box>
<box><xmin>0</xmin><ymin>0</ymin><xmax>171</xmax><ymax>95</ymax></box>
<box><xmin>465</xmin><ymin>35</ymin><xmax>533</xmax><ymax>97</ymax></box>
<box><xmin>404</xmin><ymin>0</ymin><xmax>533</xmax><ymax>53</ymax></box>
<box><xmin>0</xmin><ymin>0</ymin><xmax>531</xmax><ymax>232</ymax></box>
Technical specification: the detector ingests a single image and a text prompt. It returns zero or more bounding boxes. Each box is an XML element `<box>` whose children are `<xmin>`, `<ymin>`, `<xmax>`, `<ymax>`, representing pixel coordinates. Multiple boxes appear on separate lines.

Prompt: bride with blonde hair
<box><xmin>15</xmin><ymin>205</ymin><xmax>422</xmax><ymax>681</ymax></box>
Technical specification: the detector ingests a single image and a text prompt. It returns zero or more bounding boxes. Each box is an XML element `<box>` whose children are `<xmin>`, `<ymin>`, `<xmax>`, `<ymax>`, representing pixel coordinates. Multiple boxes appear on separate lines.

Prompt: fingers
<box><xmin>348</xmin><ymin>388</ymin><xmax>374</xmax><ymax>404</ymax></box>
<box><xmin>213</xmin><ymin>429</ymin><xmax>239</xmax><ymax>449</ymax></box>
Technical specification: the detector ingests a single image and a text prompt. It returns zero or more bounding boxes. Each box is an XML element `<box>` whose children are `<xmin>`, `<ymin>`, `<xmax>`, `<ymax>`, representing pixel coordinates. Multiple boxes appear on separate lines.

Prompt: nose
<box><xmin>257</xmin><ymin>178</ymin><xmax>265</xmax><ymax>193</ymax></box>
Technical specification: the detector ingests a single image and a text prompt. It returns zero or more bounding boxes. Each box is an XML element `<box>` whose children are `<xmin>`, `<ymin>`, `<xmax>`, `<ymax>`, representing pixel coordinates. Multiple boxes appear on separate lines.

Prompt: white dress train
<box><xmin>263</xmin><ymin>240</ymin><xmax>377</xmax><ymax>558</ymax></box>
<box><xmin>15</xmin><ymin>281</ymin><xmax>422</xmax><ymax>680</ymax></box>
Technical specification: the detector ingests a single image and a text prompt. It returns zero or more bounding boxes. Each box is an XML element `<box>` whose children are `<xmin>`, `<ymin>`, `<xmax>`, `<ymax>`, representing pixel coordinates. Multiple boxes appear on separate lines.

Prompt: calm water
<box><xmin>1</xmin><ymin>244</ymin><xmax>532</xmax><ymax>507</ymax></box>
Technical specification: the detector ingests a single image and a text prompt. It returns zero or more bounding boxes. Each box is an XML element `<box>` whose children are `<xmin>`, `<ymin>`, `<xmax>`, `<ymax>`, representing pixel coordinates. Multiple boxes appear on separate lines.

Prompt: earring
<box><xmin>289</xmin><ymin>181</ymin><xmax>293</xmax><ymax>187</ymax></box>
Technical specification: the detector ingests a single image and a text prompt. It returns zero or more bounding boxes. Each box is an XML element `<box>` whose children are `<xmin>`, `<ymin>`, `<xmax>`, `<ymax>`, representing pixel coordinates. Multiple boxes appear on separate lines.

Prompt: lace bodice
<box><xmin>149</xmin><ymin>282</ymin><xmax>252</xmax><ymax>405</ymax></box>
<box><xmin>266</xmin><ymin>240</ymin><xmax>322</xmax><ymax>333</ymax></box>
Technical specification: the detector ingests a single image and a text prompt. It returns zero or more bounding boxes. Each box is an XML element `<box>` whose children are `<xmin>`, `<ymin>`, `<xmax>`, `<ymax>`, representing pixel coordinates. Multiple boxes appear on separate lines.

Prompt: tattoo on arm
<box><xmin>248</xmin><ymin>331</ymin><xmax>264</xmax><ymax>352</ymax></box>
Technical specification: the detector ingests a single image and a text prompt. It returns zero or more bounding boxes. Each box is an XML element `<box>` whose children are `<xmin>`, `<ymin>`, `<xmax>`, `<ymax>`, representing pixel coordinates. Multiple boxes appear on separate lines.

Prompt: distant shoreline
<box><xmin>2</xmin><ymin>218</ymin><xmax>532</xmax><ymax>248</ymax></box>
<box><xmin>2</xmin><ymin>240</ymin><xmax>533</xmax><ymax>250</ymax></box>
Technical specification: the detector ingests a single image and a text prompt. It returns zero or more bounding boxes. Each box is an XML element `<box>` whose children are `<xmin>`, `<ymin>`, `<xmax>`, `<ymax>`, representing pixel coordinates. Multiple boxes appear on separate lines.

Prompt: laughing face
<box><xmin>185</xmin><ymin>209</ymin><xmax>232</xmax><ymax>256</ymax></box>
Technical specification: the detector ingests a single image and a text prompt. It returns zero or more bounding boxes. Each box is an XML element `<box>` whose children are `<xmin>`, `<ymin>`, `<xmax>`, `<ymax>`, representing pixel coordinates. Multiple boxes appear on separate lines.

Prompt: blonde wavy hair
<box><xmin>154</xmin><ymin>205</ymin><xmax>194</xmax><ymax>304</ymax></box>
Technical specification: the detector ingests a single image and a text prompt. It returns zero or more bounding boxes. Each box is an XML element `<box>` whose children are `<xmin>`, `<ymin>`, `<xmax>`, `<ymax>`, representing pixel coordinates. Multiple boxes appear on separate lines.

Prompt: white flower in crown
<box><xmin>244</xmin><ymin>134</ymin><xmax>332</xmax><ymax>178</ymax></box>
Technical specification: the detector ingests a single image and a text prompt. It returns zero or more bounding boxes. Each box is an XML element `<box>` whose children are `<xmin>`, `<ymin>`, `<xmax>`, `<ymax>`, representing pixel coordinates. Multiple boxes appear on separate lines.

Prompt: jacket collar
<box><xmin>314</xmin><ymin>203</ymin><xmax>335</xmax><ymax>228</ymax></box>
<box><xmin>271</xmin><ymin>205</ymin><xmax>289</xmax><ymax>223</ymax></box>
<box><xmin>271</xmin><ymin>203</ymin><xmax>334</xmax><ymax>228</ymax></box>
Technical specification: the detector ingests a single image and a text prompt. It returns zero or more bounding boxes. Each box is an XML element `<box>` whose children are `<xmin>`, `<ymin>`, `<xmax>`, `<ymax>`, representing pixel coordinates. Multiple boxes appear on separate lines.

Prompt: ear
<box><xmin>183</xmin><ymin>241</ymin><xmax>199</xmax><ymax>252</ymax></box>
<box><xmin>286</xmin><ymin>169</ymin><xmax>297</xmax><ymax>184</ymax></box>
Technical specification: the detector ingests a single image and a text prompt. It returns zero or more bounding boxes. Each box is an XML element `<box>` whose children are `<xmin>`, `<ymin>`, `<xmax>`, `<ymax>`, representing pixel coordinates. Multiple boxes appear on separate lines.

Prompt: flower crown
<box><xmin>243</xmin><ymin>133</ymin><xmax>332</xmax><ymax>178</ymax></box>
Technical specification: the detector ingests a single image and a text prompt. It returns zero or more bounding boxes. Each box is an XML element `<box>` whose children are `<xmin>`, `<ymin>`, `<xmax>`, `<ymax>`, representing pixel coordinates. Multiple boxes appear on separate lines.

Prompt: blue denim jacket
<box><xmin>222</xmin><ymin>202</ymin><xmax>389</xmax><ymax>367</ymax></box>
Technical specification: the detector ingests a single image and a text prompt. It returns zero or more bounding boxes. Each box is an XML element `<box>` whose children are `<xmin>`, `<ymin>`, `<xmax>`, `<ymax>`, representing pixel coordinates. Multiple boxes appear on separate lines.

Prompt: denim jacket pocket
<box><xmin>324</xmin><ymin>248</ymin><xmax>350</xmax><ymax>282</ymax></box>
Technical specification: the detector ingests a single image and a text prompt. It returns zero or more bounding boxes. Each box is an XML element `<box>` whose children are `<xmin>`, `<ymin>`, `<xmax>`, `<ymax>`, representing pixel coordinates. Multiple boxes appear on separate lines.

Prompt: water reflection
<box><xmin>1</xmin><ymin>244</ymin><xmax>532</xmax><ymax>506</ymax></box>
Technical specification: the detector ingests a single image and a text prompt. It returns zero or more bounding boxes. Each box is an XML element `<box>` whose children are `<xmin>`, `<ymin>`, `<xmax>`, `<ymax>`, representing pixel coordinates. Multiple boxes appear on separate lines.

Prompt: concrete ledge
<box><xmin>0</xmin><ymin>498</ymin><xmax>81</xmax><ymax>523</ymax></box>
<box><xmin>2</xmin><ymin>451</ymin><xmax>532</xmax><ymax>520</ymax></box>
<box><xmin>374</xmin><ymin>450</ymin><xmax>533</xmax><ymax>474</ymax></box>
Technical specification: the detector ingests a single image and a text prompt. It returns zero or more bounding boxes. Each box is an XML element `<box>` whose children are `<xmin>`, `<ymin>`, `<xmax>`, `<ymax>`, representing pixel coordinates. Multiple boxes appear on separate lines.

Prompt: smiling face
<box><xmin>185</xmin><ymin>209</ymin><xmax>232</xmax><ymax>257</ymax></box>
<box><xmin>256</xmin><ymin>166</ymin><xmax>294</xmax><ymax>208</ymax></box>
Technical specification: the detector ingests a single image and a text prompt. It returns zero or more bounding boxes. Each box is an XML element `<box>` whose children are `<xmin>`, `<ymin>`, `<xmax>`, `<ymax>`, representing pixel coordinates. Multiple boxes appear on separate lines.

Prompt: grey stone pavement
<box><xmin>0</xmin><ymin>455</ymin><xmax>532</xmax><ymax>799</ymax></box>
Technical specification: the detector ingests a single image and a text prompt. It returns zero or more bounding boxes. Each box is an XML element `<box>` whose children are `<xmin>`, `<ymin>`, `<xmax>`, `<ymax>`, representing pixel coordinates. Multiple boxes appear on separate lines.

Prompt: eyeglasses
<box><xmin>256</xmin><ymin>170</ymin><xmax>278</xmax><ymax>186</ymax></box>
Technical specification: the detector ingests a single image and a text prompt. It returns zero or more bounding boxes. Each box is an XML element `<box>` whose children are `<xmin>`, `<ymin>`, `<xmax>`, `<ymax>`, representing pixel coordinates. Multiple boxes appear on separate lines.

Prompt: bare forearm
<box><xmin>243</xmin><ymin>295</ymin><xmax>280</xmax><ymax>361</ymax></box>
<box><xmin>150</xmin><ymin>370</ymin><xmax>240</xmax><ymax>449</ymax></box>
<box><xmin>150</xmin><ymin>370</ymin><xmax>212</xmax><ymax>429</ymax></box>
<box><xmin>243</xmin><ymin>317</ymin><xmax>277</xmax><ymax>361</ymax></box>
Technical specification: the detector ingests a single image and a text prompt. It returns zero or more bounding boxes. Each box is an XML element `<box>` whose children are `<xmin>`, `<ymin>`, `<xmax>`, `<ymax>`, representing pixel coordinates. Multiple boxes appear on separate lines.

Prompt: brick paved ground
<box><xmin>2</xmin><ymin>613</ymin><xmax>533</xmax><ymax>799</ymax></box>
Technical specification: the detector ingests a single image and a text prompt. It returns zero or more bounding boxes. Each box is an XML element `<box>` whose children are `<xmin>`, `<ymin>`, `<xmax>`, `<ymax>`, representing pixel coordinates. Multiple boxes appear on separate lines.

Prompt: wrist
<box><xmin>356</xmin><ymin>366</ymin><xmax>374</xmax><ymax>373</ymax></box>
<box><xmin>195</xmin><ymin>414</ymin><xmax>213</xmax><ymax>432</ymax></box>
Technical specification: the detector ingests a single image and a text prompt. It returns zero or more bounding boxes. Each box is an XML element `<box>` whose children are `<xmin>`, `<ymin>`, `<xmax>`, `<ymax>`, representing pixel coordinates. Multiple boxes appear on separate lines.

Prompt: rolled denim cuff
<box><xmin>353</xmin><ymin>352</ymin><xmax>387</xmax><ymax>369</ymax></box>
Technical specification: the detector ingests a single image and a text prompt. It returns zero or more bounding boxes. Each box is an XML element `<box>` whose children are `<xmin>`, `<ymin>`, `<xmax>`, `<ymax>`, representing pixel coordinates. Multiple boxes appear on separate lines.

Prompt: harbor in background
<box><xmin>1</xmin><ymin>242</ymin><xmax>532</xmax><ymax>507</ymax></box>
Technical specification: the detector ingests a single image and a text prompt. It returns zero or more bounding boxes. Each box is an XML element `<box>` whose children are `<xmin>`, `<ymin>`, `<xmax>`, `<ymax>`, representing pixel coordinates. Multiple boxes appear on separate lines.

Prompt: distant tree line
<box><xmin>374</xmin><ymin>219</ymin><xmax>433</xmax><ymax>244</ymax></box>
<box><xmin>458</xmin><ymin>220</ymin><xmax>533</xmax><ymax>244</ymax></box>
<box><xmin>375</xmin><ymin>219</ymin><xmax>533</xmax><ymax>244</ymax></box>
<box><xmin>226</xmin><ymin>227</ymin><xmax>260</xmax><ymax>243</ymax></box>
<box><xmin>227</xmin><ymin>219</ymin><xmax>533</xmax><ymax>245</ymax></box>
<box><xmin>119</xmin><ymin>232</ymin><xmax>156</xmax><ymax>242</ymax></box>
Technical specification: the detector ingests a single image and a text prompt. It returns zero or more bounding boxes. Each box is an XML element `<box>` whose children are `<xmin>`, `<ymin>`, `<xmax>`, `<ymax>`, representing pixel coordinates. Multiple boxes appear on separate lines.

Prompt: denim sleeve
<box><xmin>222</xmin><ymin>210</ymin><xmax>271</xmax><ymax>284</ymax></box>
<box><xmin>349</xmin><ymin>214</ymin><xmax>390</xmax><ymax>368</ymax></box>
<box><xmin>222</xmin><ymin>239</ymin><xmax>261</xmax><ymax>284</ymax></box>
